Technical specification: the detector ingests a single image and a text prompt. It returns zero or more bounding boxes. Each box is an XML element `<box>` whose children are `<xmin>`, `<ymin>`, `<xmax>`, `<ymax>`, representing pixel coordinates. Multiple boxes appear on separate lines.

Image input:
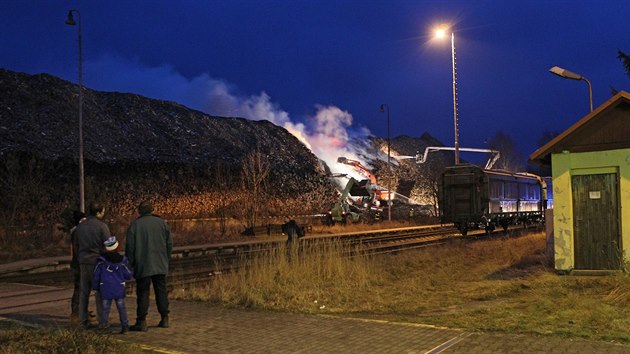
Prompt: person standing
<box><xmin>92</xmin><ymin>236</ymin><xmax>133</xmax><ymax>334</ymax></box>
<box><xmin>282</xmin><ymin>219</ymin><xmax>303</xmax><ymax>247</ymax></box>
<box><xmin>74</xmin><ymin>202</ymin><xmax>111</xmax><ymax>329</ymax></box>
<box><xmin>126</xmin><ymin>201</ymin><xmax>173</xmax><ymax>331</ymax></box>
<box><xmin>69</xmin><ymin>210</ymin><xmax>86</xmax><ymax>323</ymax></box>
<box><xmin>282</xmin><ymin>219</ymin><xmax>304</xmax><ymax>261</ymax></box>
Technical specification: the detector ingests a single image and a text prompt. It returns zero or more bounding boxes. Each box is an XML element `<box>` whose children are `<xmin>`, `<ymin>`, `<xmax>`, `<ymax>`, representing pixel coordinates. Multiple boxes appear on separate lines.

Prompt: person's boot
<box><xmin>120</xmin><ymin>323</ymin><xmax>129</xmax><ymax>334</ymax></box>
<box><xmin>158</xmin><ymin>316</ymin><xmax>169</xmax><ymax>328</ymax></box>
<box><xmin>96</xmin><ymin>323</ymin><xmax>110</xmax><ymax>333</ymax></box>
<box><xmin>129</xmin><ymin>320</ymin><xmax>148</xmax><ymax>332</ymax></box>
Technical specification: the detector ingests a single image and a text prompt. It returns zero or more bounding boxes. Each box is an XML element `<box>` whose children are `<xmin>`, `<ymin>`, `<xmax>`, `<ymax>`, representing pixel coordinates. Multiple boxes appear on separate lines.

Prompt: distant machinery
<box><xmin>396</xmin><ymin>146</ymin><xmax>501</xmax><ymax>170</ymax></box>
<box><xmin>324</xmin><ymin>173</ymin><xmax>382</xmax><ymax>226</ymax></box>
<box><xmin>336</xmin><ymin>156</ymin><xmax>391</xmax><ymax>202</ymax></box>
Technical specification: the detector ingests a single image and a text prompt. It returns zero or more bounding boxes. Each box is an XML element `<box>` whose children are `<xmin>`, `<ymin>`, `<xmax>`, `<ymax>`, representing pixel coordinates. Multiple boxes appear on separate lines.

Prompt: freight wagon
<box><xmin>438</xmin><ymin>164</ymin><xmax>551</xmax><ymax>236</ymax></box>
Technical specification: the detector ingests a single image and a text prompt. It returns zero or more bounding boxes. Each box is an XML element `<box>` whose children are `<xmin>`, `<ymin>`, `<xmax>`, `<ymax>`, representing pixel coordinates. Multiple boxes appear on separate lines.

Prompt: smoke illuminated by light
<box><xmin>84</xmin><ymin>54</ymin><xmax>373</xmax><ymax>181</ymax></box>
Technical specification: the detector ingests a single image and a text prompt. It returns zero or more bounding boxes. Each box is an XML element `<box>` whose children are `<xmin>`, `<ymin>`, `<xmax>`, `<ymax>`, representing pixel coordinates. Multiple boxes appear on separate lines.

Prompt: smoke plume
<box><xmin>85</xmin><ymin>54</ymin><xmax>373</xmax><ymax>180</ymax></box>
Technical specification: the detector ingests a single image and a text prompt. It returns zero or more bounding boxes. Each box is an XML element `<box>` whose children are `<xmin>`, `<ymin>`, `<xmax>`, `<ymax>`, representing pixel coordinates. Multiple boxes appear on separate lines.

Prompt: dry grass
<box><xmin>0</xmin><ymin>321</ymin><xmax>146</xmax><ymax>353</ymax></box>
<box><xmin>177</xmin><ymin>240</ymin><xmax>382</xmax><ymax>313</ymax></box>
<box><xmin>175</xmin><ymin>232</ymin><xmax>630</xmax><ymax>342</ymax></box>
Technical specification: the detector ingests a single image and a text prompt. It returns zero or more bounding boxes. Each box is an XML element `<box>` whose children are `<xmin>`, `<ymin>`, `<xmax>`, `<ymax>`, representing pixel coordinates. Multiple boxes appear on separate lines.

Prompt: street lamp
<box><xmin>549</xmin><ymin>66</ymin><xmax>593</xmax><ymax>112</ymax></box>
<box><xmin>435</xmin><ymin>26</ymin><xmax>460</xmax><ymax>165</ymax></box>
<box><xmin>65</xmin><ymin>9</ymin><xmax>85</xmax><ymax>213</ymax></box>
<box><xmin>379</xmin><ymin>104</ymin><xmax>391</xmax><ymax>222</ymax></box>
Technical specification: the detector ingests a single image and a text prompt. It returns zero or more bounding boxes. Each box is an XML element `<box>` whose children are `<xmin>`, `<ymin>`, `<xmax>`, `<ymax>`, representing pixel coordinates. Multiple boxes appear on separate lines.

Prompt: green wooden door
<box><xmin>572</xmin><ymin>173</ymin><xmax>621</xmax><ymax>270</ymax></box>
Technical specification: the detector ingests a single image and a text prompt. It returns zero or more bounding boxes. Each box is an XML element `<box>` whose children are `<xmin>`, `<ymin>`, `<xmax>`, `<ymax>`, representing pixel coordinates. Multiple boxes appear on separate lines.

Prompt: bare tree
<box><xmin>617</xmin><ymin>50</ymin><xmax>630</xmax><ymax>78</ymax></box>
<box><xmin>408</xmin><ymin>154</ymin><xmax>449</xmax><ymax>216</ymax></box>
<box><xmin>536</xmin><ymin>130</ymin><xmax>559</xmax><ymax>148</ymax></box>
<box><xmin>0</xmin><ymin>153</ymin><xmax>52</xmax><ymax>246</ymax></box>
<box><xmin>610</xmin><ymin>50</ymin><xmax>629</xmax><ymax>95</ymax></box>
<box><xmin>486</xmin><ymin>131</ymin><xmax>526</xmax><ymax>172</ymax></box>
<box><xmin>241</xmin><ymin>149</ymin><xmax>270</xmax><ymax>229</ymax></box>
<box><xmin>214</xmin><ymin>161</ymin><xmax>230</xmax><ymax>237</ymax></box>
<box><xmin>426</xmin><ymin>159</ymin><xmax>446</xmax><ymax>216</ymax></box>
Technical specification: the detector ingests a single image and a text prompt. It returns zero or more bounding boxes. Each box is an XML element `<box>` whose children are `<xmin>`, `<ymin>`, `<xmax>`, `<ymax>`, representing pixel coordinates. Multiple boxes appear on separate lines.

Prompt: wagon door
<box><xmin>571</xmin><ymin>173</ymin><xmax>621</xmax><ymax>270</ymax></box>
<box><xmin>442</xmin><ymin>173</ymin><xmax>477</xmax><ymax>222</ymax></box>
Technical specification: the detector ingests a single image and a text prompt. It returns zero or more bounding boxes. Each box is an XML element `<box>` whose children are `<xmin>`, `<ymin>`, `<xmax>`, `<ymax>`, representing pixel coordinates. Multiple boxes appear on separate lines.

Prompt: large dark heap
<box><xmin>0</xmin><ymin>69</ymin><xmax>331</xmax><ymax>228</ymax></box>
<box><xmin>0</xmin><ymin>68</ymin><xmax>321</xmax><ymax>169</ymax></box>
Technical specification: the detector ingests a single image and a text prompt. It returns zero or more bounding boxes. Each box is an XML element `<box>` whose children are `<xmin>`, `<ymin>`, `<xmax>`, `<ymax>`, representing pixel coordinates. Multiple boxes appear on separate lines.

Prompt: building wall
<box><xmin>551</xmin><ymin>148</ymin><xmax>630</xmax><ymax>271</ymax></box>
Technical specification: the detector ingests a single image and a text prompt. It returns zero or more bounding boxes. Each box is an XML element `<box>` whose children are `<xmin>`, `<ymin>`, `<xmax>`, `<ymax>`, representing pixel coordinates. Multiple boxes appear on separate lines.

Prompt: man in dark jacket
<box><xmin>126</xmin><ymin>201</ymin><xmax>173</xmax><ymax>331</ymax></box>
<box><xmin>73</xmin><ymin>202</ymin><xmax>111</xmax><ymax>328</ymax></box>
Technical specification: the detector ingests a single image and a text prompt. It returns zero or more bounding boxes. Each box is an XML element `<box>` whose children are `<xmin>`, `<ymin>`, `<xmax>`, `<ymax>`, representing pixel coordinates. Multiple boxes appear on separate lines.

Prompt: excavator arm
<box><xmin>337</xmin><ymin>157</ymin><xmax>377</xmax><ymax>184</ymax></box>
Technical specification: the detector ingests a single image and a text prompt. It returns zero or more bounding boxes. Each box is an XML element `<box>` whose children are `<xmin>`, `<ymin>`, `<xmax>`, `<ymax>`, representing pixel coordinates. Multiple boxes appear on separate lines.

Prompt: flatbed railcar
<box><xmin>438</xmin><ymin>164</ymin><xmax>551</xmax><ymax>236</ymax></box>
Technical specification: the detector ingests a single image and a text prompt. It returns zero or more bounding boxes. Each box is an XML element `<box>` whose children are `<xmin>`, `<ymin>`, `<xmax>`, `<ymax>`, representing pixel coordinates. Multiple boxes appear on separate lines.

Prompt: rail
<box><xmin>0</xmin><ymin>224</ymin><xmax>540</xmax><ymax>288</ymax></box>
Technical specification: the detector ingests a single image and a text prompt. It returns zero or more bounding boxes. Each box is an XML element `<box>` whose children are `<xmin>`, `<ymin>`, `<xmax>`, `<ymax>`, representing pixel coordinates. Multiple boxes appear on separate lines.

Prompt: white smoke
<box><xmin>203</xmin><ymin>82</ymin><xmax>313</xmax><ymax>149</ymax></box>
<box><xmin>209</xmin><ymin>90</ymin><xmax>372</xmax><ymax>181</ymax></box>
<box><xmin>84</xmin><ymin>54</ymin><xmax>372</xmax><ymax>180</ymax></box>
<box><xmin>214</xmin><ymin>97</ymin><xmax>372</xmax><ymax>180</ymax></box>
<box><xmin>306</xmin><ymin>105</ymin><xmax>369</xmax><ymax>177</ymax></box>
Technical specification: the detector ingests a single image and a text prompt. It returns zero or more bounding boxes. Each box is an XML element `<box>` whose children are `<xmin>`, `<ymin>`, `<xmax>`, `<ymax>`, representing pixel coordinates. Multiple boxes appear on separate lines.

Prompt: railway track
<box><xmin>0</xmin><ymin>224</ymin><xmax>539</xmax><ymax>289</ymax></box>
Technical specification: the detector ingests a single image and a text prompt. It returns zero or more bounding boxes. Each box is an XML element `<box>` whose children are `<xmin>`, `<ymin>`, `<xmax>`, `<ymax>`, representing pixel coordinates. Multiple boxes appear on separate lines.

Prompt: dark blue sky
<box><xmin>2</xmin><ymin>0</ymin><xmax>629</xmax><ymax>166</ymax></box>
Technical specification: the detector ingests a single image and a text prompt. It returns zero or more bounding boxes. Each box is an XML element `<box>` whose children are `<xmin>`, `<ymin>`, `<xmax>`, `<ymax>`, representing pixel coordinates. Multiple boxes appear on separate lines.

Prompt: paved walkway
<box><xmin>1</xmin><ymin>283</ymin><xmax>630</xmax><ymax>353</ymax></box>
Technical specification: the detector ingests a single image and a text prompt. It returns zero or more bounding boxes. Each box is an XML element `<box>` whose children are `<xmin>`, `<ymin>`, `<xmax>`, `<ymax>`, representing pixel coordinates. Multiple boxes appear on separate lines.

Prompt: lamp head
<box><xmin>379</xmin><ymin>104</ymin><xmax>386</xmax><ymax>112</ymax></box>
<box><xmin>434</xmin><ymin>24</ymin><xmax>453</xmax><ymax>39</ymax></box>
<box><xmin>65</xmin><ymin>10</ymin><xmax>76</xmax><ymax>26</ymax></box>
<box><xmin>435</xmin><ymin>28</ymin><xmax>447</xmax><ymax>38</ymax></box>
<box><xmin>549</xmin><ymin>66</ymin><xmax>583</xmax><ymax>80</ymax></box>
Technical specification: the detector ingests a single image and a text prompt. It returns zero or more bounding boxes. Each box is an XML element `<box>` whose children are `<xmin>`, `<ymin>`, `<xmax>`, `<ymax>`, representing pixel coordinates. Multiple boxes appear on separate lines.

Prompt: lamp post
<box><xmin>379</xmin><ymin>104</ymin><xmax>391</xmax><ymax>222</ymax></box>
<box><xmin>435</xmin><ymin>27</ymin><xmax>460</xmax><ymax>165</ymax></box>
<box><xmin>65</xmin><ymin>9</ymin><xmax>85</xmax><ymax>213</ymax></box>
<box><xmin>549</xmin><ymin>66</ymin><xmax>593</xmax><ymax>112</ymax></box>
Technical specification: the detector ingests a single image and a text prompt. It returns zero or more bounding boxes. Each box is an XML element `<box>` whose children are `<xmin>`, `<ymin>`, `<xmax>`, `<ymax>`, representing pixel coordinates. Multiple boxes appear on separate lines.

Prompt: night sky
<box><xmin>2</xmin><ymin>1</ymin><xmax>629</xmax><ymax>166</ymax></box>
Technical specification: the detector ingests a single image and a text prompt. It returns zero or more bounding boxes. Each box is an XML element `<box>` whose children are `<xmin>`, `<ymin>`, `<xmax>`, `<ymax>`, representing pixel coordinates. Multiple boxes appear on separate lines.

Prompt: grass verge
<box><xmin>0</xmin><ymin>320</ymin><xmax>146</xmax><ymax>354</ymax></box>
<box><xmin>174</xmin><ymin>232</ymin><xmax>630</xmax><ymax>343</ymax></box>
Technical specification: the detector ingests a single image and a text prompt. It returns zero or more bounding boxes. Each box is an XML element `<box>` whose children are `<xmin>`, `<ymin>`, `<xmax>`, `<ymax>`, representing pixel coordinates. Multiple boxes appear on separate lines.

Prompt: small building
<box><xmin>530</xmin><ymin>91</ymin><xmax>630</xmax><ymax>272</ymax></box>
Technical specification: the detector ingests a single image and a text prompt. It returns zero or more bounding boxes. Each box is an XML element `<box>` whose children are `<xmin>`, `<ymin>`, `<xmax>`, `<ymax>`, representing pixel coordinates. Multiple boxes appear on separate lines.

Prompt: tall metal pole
<box><xmin>584</xmin><ymin>77</ymin><xmax>593</xmax><ymax>112</ymax></box>
<box><xmin>450</xmin><ymin>32</ymin><xmax>460</xmax><ymax>165</ymax></box>
<box><xmin>66</xmin><ymin>10</ymin><xmax>85</xmax><ymax>213</ymax></box>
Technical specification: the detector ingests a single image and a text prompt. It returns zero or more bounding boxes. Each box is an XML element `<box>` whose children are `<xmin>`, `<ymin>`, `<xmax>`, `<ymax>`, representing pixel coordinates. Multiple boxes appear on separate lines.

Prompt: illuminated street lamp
<box><xmin>549</xmin><ymin>66</ymin><xmax>593</xmax><ymax>112</ymax></box>
<box><xmin>379</xmin><ymin>104</ymin><xmax>392</xmax><ymax>222</ymax></box>
<box><xmin>65</xmin><ymin>9</ymin><xmax>85</xmax><ymax>213</ymax></box>
<box><xmin>435</xmin><ymin>26</ymin><xmax>460</xmax><ymax>165</ymax></box>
